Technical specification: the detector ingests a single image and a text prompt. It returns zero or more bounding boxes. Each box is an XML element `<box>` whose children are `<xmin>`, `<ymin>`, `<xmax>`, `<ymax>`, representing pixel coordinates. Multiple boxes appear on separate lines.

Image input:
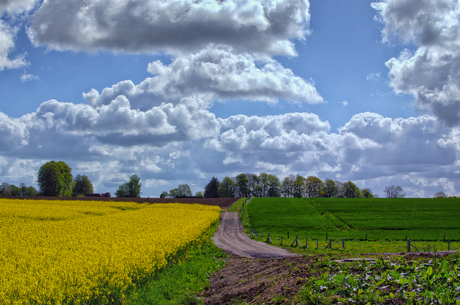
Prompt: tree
<box><xmin>37</xmin><ymin>161</ymin><xmax>73</xmax><ymax>197</ymax></box>
<box><xmin>72</xmin><ymin>175</ymin><xmax>93</xmax><ymax>196</ymax></box>
<box><xmin>305</xmin><ymin>176</ymin><xmax>323</xmax><ymax>198</ymax></box>
<box><xmin>195</xmin><ymin>191</ymin><xmax>203</xmax><ymax>198</ymax></box>
<box><xmin>25</xmin><ymin>186</ymin><xmax>37</xmax><ymax>196</ymax></box>
<box><xmin>0</xmin><ymin>182</ymin><xmax>11</xmax><ymax>196</ymax></box>
<box><xmin>324</xmin><ymin>179</ymin><xmax>338</xmax><ymax>198</ymax></box>
<box><xmin>259</xmin><ymin>173</ymin><xmax>269</xmax><ymax>197</ymax></box>
<box><xmin>168</xmin><ymin>188</ymin><xmax>179</xmax><ymax>198</ymax></box>
<box><xmin>115</xmin><ymin>174</ymin><xmax>142</xmax><ymax>197</ymax></box>
<box><xmin>236</xmin><ymin>173</ymin><xmax>249</xmax><ymax>197</ymax></box>
<box><xmin>10</xmin><ymin>185</ymin><xmax>20</xmax><ymax>196</ymax></box>
<box><xmin>384</xmin><ymin>185</ymin><xmax>405</xmax><ymax>198</ymax></box>
<box><xmin>160</xmin><ymin>191</ymin><xmax>169</xmax><ymax>198</ymax></box>
<box><xmin>293</xmin><ymin>175</ymin><xmax>305</xmax><ymax>198</ymax></box>
<box><xmin>204</xmin><ymin>177</ymin><xmax>220</xmax><ymax>198</ymax></box>
<box><xmin>434</xmin><ymin>191</ymin><xmax>447</xmax><ymax>198</ymax></box>
<box><xmin>267</xmin><ymin>174</ymin><xmax>281</xmax><ymax>197</ymax></box>
<box><xmin>177</xmin><ymin>184</ymin><xmax>192</xmax><ymax>197</ymax></box>
<box><xmin>248</xmin><ymin>174</ymin><xmax>261</xmax><ymax>197</ymax></box>
<box><xmin>218</xmin><ymin>177</ymin><xmax>236</xmax><ymax>198</ymax></box>
<box><xmin>361</xmin><ymin>188</ymin><xmax>374</xmax><ymax>198</ymax></box>
<box><xmin>343</xmin><ymin>181</ymin><xmax>362</xmax><ymax>198</ymax></box>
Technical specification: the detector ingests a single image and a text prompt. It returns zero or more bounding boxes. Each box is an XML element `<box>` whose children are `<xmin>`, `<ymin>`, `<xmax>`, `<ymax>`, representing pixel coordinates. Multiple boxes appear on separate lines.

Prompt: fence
<box><xmin>250</xmin><ymin>228</ymin><xmax>458</xmax><ymax>253</ymax></box>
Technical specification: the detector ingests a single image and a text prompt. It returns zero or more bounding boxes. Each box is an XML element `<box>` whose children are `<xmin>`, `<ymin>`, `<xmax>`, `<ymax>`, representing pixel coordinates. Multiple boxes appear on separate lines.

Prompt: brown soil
<box><xmin>1</xmin><ymin>196</ymin><xmax>239</xmax><ymax>208</ymax></box>
<box><xmin>212</xmin><ymin>213</ymin><xmax>299</xmax><ymax>259</ymax></box>
<box><xmin>200</xmin><ymin>254</ymin><xmax>315</xmax><ymax>304</ymax></box>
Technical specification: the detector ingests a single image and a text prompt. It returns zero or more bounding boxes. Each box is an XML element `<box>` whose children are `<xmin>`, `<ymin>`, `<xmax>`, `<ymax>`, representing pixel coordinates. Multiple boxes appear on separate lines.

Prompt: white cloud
<box><xmin>373</xmin><ymin>0</ymin><xmax>460</xmax><ymax>126</ymax></box>
<box><xmin>1</xmin><ymin>99</ymin><xmax>460</xmax><ymax>197</ymax></box>
<box><xmin>29</xmin><ymin>0</ymin><xmax>310</xmax><ymax>56</ymax></box>
<box><xmin>84</xmin><ymin>46</ymin><xmax>323</xmax><ymax>110</ymax></box>
<box><xmin>0</xmin><ymin>21</ymin><xmax>28</xmax><ymax>70</ymax></box>
<box><xmin>366</xmin><ymin>72</ymin><xmax>380</xmax><ymax>81</ymax></box>
<box><xmin>341</xmin><ymin>101</ymin><xmax>348</xmax><ymax>106</ymax></box>
<box><xmin>0</xmin><ymin>0</ymin><xmax>37</xmax><ymax>70</ymax></box>
<box><xmin>20</xmin><ymin>72</ymin><xmax>40</xmax><ymax>82</ymax></box>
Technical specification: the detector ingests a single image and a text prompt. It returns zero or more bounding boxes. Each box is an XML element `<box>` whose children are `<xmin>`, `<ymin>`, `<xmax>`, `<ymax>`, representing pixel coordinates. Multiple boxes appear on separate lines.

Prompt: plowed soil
<box><xmin>1</xmin><ymin>196</ymin><xmax>240</xmax><ymax>208</ymax></box>
<box><xmin>200</xmin><ymin>255</ymin><xmax>315</xmax><ymax>304</ymax></box>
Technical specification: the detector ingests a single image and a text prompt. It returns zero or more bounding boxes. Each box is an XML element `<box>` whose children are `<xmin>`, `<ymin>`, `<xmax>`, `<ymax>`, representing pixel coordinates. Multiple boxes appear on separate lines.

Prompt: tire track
<box><xmin>212</xmin><ymin>212</ymin><xmax>299</xmax><ymax>259</ymax></box>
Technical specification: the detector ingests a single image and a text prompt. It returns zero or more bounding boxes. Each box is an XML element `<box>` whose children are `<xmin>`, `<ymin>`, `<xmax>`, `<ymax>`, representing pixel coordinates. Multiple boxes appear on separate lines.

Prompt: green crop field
<box><xmin>247</xmin><ymin>197</ymin><xmax>460</xmax><ymax>244</ymax></box>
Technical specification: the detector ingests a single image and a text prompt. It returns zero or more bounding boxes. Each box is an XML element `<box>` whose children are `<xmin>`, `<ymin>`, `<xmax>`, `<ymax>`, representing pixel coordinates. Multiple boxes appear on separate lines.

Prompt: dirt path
<box><xmin>212</xmin><ymin>212</ymin><xmax>299</xmax><ymax>259</ymax></box>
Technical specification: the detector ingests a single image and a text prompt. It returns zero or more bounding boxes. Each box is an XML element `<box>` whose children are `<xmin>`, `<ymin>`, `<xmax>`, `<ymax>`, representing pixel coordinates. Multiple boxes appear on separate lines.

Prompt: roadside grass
<box><xmin>228</xmin><ymin>198</ymin><xmax>247</xmax><ymax>212</ymax></box>
<box><xmin>126</xmin><ymin>221</ymin><xmax>227</xmax><ymax>305</ymax></box>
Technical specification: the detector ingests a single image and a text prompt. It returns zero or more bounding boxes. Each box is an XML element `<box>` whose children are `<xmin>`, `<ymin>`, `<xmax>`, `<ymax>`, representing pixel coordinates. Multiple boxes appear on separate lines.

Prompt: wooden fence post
<box><xmin>407</xmin><ymin>239</ymin><xmax>410</xmax><ymax>252</ymax></box>
<box><xmin>316</xmin><ymin>237</ymin><xmax>319</xmax><ymax>249</ymax></box>
<box><xmin>280</xmin><ymin>233</ymin><xmax>283</xmax><ymax>246</ymax></box>
<box><xmin>342</xmin><ymin>238</ymin><xmax>345</xmax><ymax>249</ymax></box>
<box><xmin>305</xmin><ymin>236</ymin><xmax>308</xmax><ymax>249</ymax></box>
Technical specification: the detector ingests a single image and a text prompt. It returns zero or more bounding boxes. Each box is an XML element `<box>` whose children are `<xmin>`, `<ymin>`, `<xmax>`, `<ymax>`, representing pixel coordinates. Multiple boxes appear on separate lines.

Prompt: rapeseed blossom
<box><xmin>0</xmin><ymin>199</ymin><xmax>220</xmax><ymax>304</ymax></box>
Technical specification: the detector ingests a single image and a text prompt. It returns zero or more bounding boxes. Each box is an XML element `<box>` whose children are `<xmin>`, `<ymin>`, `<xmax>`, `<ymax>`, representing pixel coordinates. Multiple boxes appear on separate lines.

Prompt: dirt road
<box><xmin>211</xmin><ymin>212</ymin><xmax>299</xmax><ymax>259</ymax></box>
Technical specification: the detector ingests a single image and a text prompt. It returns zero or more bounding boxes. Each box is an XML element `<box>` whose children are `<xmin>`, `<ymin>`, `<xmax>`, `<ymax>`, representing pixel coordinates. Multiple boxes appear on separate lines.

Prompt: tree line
<box><xmin>0</xmin><ymin>161</ymin><xmax>141</xmax><ymax>198</ymax></box>
<box><xmin>161</xmin><ymin>174</ymin><xmax>398</xmax><ymax>199</ymax></box>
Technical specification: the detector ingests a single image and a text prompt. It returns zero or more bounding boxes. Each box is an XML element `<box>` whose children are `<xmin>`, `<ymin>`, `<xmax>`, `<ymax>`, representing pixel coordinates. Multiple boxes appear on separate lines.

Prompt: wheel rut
<box><xmin>211</xmin><ymin>212</ymin><xmax>299</xmax><ymax>259</ymax></box>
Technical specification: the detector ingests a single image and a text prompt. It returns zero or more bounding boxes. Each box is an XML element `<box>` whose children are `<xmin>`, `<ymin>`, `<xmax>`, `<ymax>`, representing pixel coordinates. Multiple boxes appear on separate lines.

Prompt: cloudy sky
<box><xmin>1</xmin><ymin>0</ymin><xmax>460</xmax><ymax>198</ymax></box>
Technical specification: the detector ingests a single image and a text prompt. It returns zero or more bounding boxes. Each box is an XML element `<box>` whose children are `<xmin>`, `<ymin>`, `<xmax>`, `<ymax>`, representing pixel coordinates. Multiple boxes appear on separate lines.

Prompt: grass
<box><xmin>228</xmin><ymin>198</ymin><xmax>247</xmax><ymax>212</ymax></box>
<box><xmin>126</xmin><ymin>221</ymin><xmax>227</xmax><ymax>305</ymax></box>
<box><xmin>247</xmin><ymin>197</ymin><xmax>460</xmax><ymax>242</ymax></box>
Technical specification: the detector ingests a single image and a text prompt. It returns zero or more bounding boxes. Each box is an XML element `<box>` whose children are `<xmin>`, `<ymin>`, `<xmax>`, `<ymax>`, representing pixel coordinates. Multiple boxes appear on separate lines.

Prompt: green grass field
<box><xmin>247</xmin><ymin>197</ymin><xmax>460</xmax><ymax>244</ymax></box>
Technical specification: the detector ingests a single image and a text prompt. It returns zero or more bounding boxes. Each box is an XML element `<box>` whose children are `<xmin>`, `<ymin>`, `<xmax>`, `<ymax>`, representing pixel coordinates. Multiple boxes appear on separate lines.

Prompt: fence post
<box><xmin>407</xmin><ymin>239</ymin><xmax>410</xmax><ymax>252</ymax></box>
<box><xmin>266</xmin><ymin>232</ymin><xmax>273</xmax><ymax>244</ymax></box>
<box><xmin>316</xmin><ymin>237</ymin><xmax>319</xmax><ymax>249</ymax></box>
<box><xmin>280</xmin><ymin>233</ymin><xmax>283</xmax><ymax>246</ymax></box>
<box><xmin>305</xmin><ymin>236</ymin><xmax>308</xmax><ymax>249</ymax></box>
<box><xmin>342</xmin><ymin>238</ymin><xmax>345</xmax><ymax>249</ymax></box>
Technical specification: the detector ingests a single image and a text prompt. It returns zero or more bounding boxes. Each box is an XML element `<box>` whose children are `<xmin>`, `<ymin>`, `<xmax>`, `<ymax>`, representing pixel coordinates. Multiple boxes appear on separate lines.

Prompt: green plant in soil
<box><xmin>294</xmin><ymin>254</ymin><xmax>460</xmax><ymax>304</ymax></box>
<box><xmin>126</xmin><ymin>222</ymin><xmax>227</xmax><ymax>305</ymax></box>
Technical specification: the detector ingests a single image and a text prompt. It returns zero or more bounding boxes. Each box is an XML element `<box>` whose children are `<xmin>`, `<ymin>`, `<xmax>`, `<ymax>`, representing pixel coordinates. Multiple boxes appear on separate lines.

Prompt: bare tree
<box><xmin>434</xmin><ymin>191</ymin><xmax>447</xmax><ymax>198</ymax></box>
<box><xmin>384</xmin><ymin>185</ymin><xmax>405</xmax><ymax>198</ymax></box>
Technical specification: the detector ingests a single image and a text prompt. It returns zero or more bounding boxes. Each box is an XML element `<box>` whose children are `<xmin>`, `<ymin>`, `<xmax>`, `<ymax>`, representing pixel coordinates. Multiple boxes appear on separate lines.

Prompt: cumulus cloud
<box><xmin>0</xmin><ymin>21</ymin><xmax>27</xmax><ymax>70</ymax></box>
<box><xmin>84</xmin><ymin>46</ymin><xmax>323</xmax><ymax>110</ymax></box>
<box><xmin>373</xmin><ymin>0</ymin><xmax>460</xmax><ymax>126</ymax></box>
<box><xmin>29</xmin><ymin>0</ymin><xmax>310</xmax><ymax>56</ymax></box>
<box><xmin>1</xmin><ymin>96</ymin><xmax>460</xmax><ymax>196</ymax></box>
<box><xmin>0</xmin><ymin>0</ymin><xmax>37</xmax><ymax>70</ymax></box>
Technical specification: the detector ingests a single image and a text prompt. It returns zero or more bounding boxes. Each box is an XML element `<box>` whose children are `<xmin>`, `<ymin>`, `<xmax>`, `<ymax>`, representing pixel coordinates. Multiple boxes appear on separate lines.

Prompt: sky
<box><xmin>1</xmin><ymin>0</ymin><xmax>460</xmax><ymax>198</ymax></box>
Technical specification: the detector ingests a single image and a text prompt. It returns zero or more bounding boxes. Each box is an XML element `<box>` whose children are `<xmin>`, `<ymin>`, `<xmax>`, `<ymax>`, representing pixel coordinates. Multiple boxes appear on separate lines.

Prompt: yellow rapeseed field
<box><xmin>0</xmin><ymin>199</ymin><xmax>220</xmax><ymax>304</ymax></box>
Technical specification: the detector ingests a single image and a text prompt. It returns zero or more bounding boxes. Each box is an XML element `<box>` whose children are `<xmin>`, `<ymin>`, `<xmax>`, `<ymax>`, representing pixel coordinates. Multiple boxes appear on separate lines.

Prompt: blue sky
<box><xmin>1</xmin><ymin>0</ymin><xmax>459</xmax><ymax>198</ymax></box>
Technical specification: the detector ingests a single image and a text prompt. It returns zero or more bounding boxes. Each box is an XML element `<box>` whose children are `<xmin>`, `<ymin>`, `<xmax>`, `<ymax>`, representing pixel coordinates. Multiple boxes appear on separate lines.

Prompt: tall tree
<box><xmin>160</xmin><ymin>191</ymin><xmax>169</xmax><ymax>198</ymax></box>
<box><xmin>361</xmin><ymin>188</ymin><xmax>374</xmax><ymax>198</ymax></box>
<box><xmin>324</xmin><ymin>179</ymin><xmax>338</xmax><ymax>198</ymax></box>
<box><xmin>72</xmin><ymin>174</ymin><xmax>93</xmax><ymax>196</ymax></box>
<box><xmin>267</xmin><ymin>174</ymin><xmax>281</xmax><ymax>197</ymax></box>
<box><xmin>293</xmin><ymin>175</ymin><xmax>305</xmax><ymax>198</ymax></box>
<box><xmin>384</xmin><ymin>185</ymin><xmax>405</xmax><ymax>198</ymax></box>
<box><xmin>305</xmin><ymin>176</ymin><xmax>323</xmax><ymax>198</ymax></box>
<box><xmin>177</xmin><ymin>184</ymin><xmax>192</xmax><ymax>197</ymax></box>
<box><xmin>37</xmin><ymin>161</ymin><xmax>73</xmax><ymax>197</ymax></box>
<box><xmin>236</xmin><ymin>173</ymin><xmax>249</xmax><ymax>197</ymax></box>
<box><xmin>259</xmin><ymin>173</ymin><xmax>269</xmax><ymax>197</ymax></box>
<box><xmin>204</xmin><ymin>177</ymin><xmax>220</xmax><ymax>198</ymax></box>
<box><xmin>218</xmin><ymin>177</ymin><xmax>236</xmax><ymax>198</ymax></box>
<box><xmin>343</xmin><ymin>181</ymin><xmax>362</xmax><ymax>198</ymax></box>
<box><xmin>115</xmin><ymin>174</ymin><xmax>142</xmax><ymax>197</ymax></box>
<box><xmin>248</xmin><ymin>174</ymin><xmax>260</xmax><ymax>197</ymax></box>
